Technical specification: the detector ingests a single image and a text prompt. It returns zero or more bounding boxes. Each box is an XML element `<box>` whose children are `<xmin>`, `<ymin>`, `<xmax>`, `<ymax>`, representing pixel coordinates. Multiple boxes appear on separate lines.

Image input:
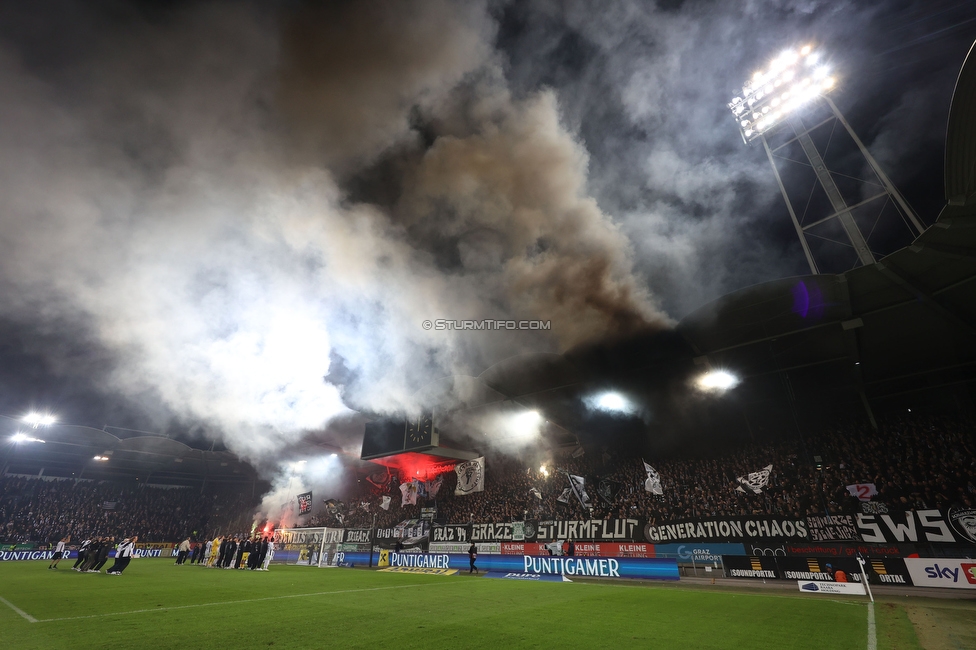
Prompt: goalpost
<box><xmin>270</xmin><ymin>528</ymin><xmax>343</xmax><ymax>568</ymax></box>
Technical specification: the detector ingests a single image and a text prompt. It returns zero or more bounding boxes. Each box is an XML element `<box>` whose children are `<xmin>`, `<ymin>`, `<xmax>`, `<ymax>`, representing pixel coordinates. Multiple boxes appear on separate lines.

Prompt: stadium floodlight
<box><xmin>11</xmin><ymin>432</ymin><xmax>45</xmax><ymax>443</ymax></box>
<box><xmin>728</xmin><ymin>44</ymin><xmax>835</xmax><ymax>144</ymax></box>
<box><xmin>513</xmin><ymin>410</ymin><xmax>542</xmax><ymax>435</ymax></box>
<box><xmin>93</xmin><ymin>455</ymin><xmax>109</xmax><ymax>461</ymax></box>
<box><xmin>329</xmin><ymin>453</ymin><xmax>337</xmax><ymax>458</ymax></box>
<box><xmin>696</xmin><ymin>370</ymin><xmax>740</xmax><ymax>392</ymax></box>
<box><xmin>597</xmin><ymin>392</ymin><xmax>627</xmax><ymax>411</ymax></box>
<box><xmin>728</xmin><ymin>42</ymin><xmax>926</xmax><ymax>275</ymax></box>
<box><xmin>23</xmin><ymin>412</ymin><xmax>56</xmax><ymax>428</ymax></box>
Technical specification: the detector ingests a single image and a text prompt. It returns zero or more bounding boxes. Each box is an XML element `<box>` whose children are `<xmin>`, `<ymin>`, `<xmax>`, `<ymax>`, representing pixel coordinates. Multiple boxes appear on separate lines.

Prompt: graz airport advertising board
<box><xmin>377</xmin><ymin>551</ymin><xmax>678</xmax><ymax>580</ymax></box>
<box><xmin>903</xmin><ymin>558</ymin><xmax>976</xmax><ymax>590</ymax></box>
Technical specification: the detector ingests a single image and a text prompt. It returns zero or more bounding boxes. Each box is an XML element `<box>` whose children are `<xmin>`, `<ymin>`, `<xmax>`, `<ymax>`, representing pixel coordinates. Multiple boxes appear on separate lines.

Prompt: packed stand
<box><xmin>0</xmin><ymin>478</ymin><xmax>260</xmax><ymax>543</ymax></box>
<box><xmin>332</xmin><ymin>414</ymin><xmax>976</xmax><ymax>528</ymax></box>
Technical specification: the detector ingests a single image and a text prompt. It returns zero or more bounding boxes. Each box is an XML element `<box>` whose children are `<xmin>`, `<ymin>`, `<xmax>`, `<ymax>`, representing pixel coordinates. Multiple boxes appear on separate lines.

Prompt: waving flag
<box><xmin>400</xmin><ymin>481</ymin><xmax>419</xmax><ymax>506</ymax></box>
<box><xmin>643</xmin><ymin>461</ymin><xmax>663</xmax><ymax>495</ymax></box>
<box><xmin>736</xmin><ymin>465</ymin><xmax>773</xmax><ymax>494</ymax></box>
<box><xmin>297</xmin><ymin>492</ymin><xmax>313</xmax><ymax>515</ymax></box>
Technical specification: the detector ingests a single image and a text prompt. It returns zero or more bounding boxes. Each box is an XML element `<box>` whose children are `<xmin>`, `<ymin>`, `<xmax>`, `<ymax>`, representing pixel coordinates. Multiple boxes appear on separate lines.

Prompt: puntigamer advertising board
<box><xmin>378</xmin><ymin>551</ymin><xmax>678</xmax><ymax>580</ymax></box>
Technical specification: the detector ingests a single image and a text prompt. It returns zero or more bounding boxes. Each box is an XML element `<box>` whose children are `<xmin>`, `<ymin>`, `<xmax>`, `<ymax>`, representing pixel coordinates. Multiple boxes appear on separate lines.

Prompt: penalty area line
<box><xmin>35</xmin><ymin>581</ymin><xmax>449</xmax><ymax>623</ymax></box>
<box><xmin>0</xmin><ymin>595</ymin><xmax>38</xmax><ymax>623</ymax></box>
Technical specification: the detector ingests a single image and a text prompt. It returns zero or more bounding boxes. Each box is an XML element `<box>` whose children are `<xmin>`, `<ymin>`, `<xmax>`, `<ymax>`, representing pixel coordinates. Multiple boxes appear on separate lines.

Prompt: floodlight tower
<box><xmin>729</xmin><ymin>45</ymin><xmax>926</xmax><ymax>274</ymax></box>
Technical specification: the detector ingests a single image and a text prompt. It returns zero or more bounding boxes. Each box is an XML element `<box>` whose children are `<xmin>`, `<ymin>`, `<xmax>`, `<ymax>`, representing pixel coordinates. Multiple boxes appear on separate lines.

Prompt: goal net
<box><xmin>269</xmin><ymin>527</ymin><xmax>343</xmax><ymax>567</ymax></box>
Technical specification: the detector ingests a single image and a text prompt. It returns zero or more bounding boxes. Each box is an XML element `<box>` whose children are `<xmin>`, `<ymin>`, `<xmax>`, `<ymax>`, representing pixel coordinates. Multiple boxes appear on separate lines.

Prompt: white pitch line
<box><xmin>35</xmin><ymin>581</ymin><xmax>449</xmax><ymax>623</ymax></box>
<box><xmin>866</xmin><ymin>601</ymin><xmax>877</xmax><ymax>650</ymax></box>
<box><xmin>0</xmin><ymin>595</ymin><xmax>38</xmax><ymax>623</ymax></box>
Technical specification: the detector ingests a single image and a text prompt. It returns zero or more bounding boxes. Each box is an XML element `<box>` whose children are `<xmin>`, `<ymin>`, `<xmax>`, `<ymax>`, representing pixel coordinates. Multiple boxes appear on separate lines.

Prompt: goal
<box><xmin>269</xmin><ymin>527</ymin><xmax>343</xmax><ymax>567</ymax></box>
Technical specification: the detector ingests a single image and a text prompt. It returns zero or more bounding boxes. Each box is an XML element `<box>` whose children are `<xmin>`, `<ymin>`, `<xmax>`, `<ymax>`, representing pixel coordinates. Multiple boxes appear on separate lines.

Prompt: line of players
<box><xmin>175</xmin><ymin>535</ymin><xmax>275</xmax><ymax>571</ymax></box>
<box><xmin>45</xmin><ymin>535</ymin><xmax>138</xmax><ymax>575</ymax></box>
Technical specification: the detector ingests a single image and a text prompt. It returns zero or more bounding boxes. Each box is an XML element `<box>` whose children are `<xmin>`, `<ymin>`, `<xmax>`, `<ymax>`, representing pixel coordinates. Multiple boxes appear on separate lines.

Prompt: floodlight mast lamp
<box><xmin>729</xmin><ymin>45</ymin><xmax>925</xmax><ymax>275</ymax></box>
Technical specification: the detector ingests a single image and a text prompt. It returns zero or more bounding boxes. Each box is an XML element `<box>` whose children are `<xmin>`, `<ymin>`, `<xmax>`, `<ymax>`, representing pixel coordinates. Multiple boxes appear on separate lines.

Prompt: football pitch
<box><xmin>0</xmin><ymin>559</ymin><xmax>951</xmax><ymax>649</ymax></box>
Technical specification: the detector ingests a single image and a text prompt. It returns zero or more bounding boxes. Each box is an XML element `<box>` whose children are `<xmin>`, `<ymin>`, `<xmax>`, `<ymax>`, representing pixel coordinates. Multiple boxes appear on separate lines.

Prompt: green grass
<box><xmin>0</xmin><ymin>559</ymin><xmax>923</xmax><ymax>649</ymax></box>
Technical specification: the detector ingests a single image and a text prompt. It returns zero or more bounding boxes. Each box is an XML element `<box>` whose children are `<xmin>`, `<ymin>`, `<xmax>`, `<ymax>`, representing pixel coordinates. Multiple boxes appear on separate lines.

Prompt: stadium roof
<box><xmin>0</xmin><ymin>416</ymin><xmax>258</xmax><ymax>484</ymax></box>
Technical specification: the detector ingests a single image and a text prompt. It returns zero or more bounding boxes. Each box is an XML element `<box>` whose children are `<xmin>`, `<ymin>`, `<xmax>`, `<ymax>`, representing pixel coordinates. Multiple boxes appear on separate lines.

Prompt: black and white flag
<box><xmin>455</xmin><ymin>457</ymin><xmax>485</xmax><ymax>496</ymax></box>
<box><xmin>558</xmin><ymin>472</ymin><xmax>591</xmax><ymax>508</ymax></box>
<box><xmin>735</xmin><ymin>465</ymin><xmax>772</xmax><ymax>494</ymax></box>
<box><xmin>643</xmin><ymin>460</ymin><xmax>663</xmax><ymax>495</ymax></box>
<box><xmin>557</xmin><ymin>487</ymin><xmax>572</xmax><ymax>504</ymax></box>
<box><xmin>297</xmin><ymin>492</ymin><xmax>313</xmax><ymax>515</ymax></box>
<box><xmin>528</xmin><ymin>487</ymin><xmax>542</xmax><ymax>500</ymax></box>
<box><xmin>596</xmin><ymin>478</ymin><xmax>622</xmax><ymax>505</ymax></box>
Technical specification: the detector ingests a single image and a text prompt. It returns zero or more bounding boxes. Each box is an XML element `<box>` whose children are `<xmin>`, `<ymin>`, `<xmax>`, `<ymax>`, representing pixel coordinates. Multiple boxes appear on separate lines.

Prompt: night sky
<box><xmin>0</xmin><ymin>0</ymin><xmax>974</xmax><ymax>461</ymax></box>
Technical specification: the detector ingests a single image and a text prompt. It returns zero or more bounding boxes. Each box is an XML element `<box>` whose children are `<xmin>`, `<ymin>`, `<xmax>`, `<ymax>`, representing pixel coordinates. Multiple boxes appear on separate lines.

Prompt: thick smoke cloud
<box><xmin>0</xmin><ymin>1</ymin><xmax>665</xmax><ymax>465</ymax></box>
<box><xmin>0</xmin><ymin>0</ymin><xmax>969</xmax><ymax>483</ymax></box>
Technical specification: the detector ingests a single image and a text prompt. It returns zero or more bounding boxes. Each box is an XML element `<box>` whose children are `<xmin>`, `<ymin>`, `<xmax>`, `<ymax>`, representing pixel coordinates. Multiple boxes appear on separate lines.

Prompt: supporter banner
<box><xmin>373</xmin><ymin>519</ymin><xmax>429</xmax><ymax>548</ymax></box>
<box><xmin>653</xmin><ymin>543</ymin><xmax>747</xmax><ymax>562</ymax></box>
<box><xmin>855</xmin><ymin>510</ymin><xmax>960</xmax><ymax>544</ymax></box>
<box><xmin>535</xmin><ymin>519</ymin><xmax>642</xmax><ymax>542</ymax></box>
<box><xmin>947</xmin><ymin>507</ymin><xmax>976</xmax><ymax>545</ymax></box>
<box><xmin>342</xmin><ymin>529</ymin><xmax>372</xmax><ymax>545</ymax></box>
<box><xmin>846</xmin><ymin>483</ymin><xmax>878</xmax><ymax>501</ymax></box>
<box><xmin>455</xmin><ymin>457</ymin><xmax>485</xmax><ymax>496</ymax></box>
<box><xmin>806</xmin><ymin>515</ymin><xmax>859</xmax><ymax>542</ymax></box>
<box><xmin>722</xmin><ymin>555</ymin><xmax>779</xmax><ymax>579</ymax></box>
<box><xmin>645</xmin><ymin>517</ymin><xmax>808</xmax><ymax>543</ymax></box>
<box><xmin>903</xmin><ymin>558</ymin><xmax>976</xmax><ymax>590</ymax></box>
<box><xmin>431</xmin><ymin>523</ymin><xmax>471</xmax><ymax>543</ymax></box>
<box><xmin>647</xmin><ymin>510</ymin><xmax>975</xmax><ymax>544</ymax></box>
<box><xmin>433</xmin><ymin>519</ymin><xmax>642</xmax><ymax>542</ymax></box>
<box><xmin>512</xmin><ymin>521</ymin><xmax>524</xmax><ymax>541</ymax></box>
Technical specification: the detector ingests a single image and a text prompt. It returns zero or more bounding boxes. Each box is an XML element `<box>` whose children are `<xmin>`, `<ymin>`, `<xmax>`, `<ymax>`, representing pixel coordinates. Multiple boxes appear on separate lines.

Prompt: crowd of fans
<box><xmin>4</xmin><ymin>414</ymin><xmax>974</xmax><ymax>543</ymax></box>
<box><xmin>334</xmin><ymin>414</ymin><xmax>976</xmax><ymax>529</ymax></box>
<box><xmin>0</xmin><ymin>478</ymin><xmax>259</xmax><ymax>544</ymax></box>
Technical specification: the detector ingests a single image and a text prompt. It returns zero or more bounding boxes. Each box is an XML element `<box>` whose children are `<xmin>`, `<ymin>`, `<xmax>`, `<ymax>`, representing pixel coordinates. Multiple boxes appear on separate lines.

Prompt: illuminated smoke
<box><xmin>0</xmin><ymin>1</ymin><xmax>664</xmax><ymax>467</ymax></box>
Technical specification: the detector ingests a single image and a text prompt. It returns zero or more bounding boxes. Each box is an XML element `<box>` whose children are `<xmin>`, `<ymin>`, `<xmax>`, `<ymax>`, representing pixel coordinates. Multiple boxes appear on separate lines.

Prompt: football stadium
<box><xmin>2</xmin><ymin>3</ymin><xmax>976</xmax><ymax>649</ymax></box>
